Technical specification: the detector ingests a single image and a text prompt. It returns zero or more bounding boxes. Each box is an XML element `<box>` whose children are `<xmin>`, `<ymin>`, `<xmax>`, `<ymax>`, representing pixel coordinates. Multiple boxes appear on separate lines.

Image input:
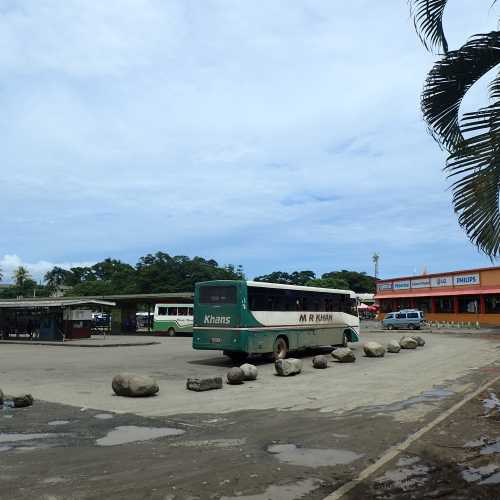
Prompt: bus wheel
<box><xmin>272</xmin><ymin>337</ymin><xmax>288</xmax><ymax>361</ymax></box>
<box><xmin>167</xmin><ymin>328</ymin><xmax>176</xmax><ymax>337</ymax></box>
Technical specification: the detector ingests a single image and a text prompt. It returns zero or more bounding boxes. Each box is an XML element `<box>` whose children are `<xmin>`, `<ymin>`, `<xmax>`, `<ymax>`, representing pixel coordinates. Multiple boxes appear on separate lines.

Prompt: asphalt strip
<box><xmin>322</xmin><ymin>372</ymin><xmax>500</xmax><ymax>500</ymax></box>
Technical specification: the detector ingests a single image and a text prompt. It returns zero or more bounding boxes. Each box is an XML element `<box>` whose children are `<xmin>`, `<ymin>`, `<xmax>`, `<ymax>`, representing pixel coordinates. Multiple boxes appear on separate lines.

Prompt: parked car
<box><xmin>382</xmin><ymin>309</ymin><xmax>424</xmax><ymax>330</ymax></box>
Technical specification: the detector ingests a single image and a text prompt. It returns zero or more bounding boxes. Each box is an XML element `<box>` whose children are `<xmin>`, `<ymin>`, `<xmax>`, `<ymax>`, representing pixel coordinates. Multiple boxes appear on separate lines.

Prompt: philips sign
<box><xmin>453</xmin><ymin>273</ymin><xmax>480</xmax><ymax>286</ymax></box>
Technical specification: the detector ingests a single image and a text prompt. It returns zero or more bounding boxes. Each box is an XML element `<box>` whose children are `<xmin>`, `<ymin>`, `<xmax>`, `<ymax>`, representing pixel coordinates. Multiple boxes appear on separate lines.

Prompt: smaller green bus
<box><xmin>192</xmin><ymin>280</ymin><xmax>359</xmax><ymax>361</ymax></box>
<box><xmin>153</xmin><ymin>303</ymin><xmax>194</xmax><ymax>337</ymax></box>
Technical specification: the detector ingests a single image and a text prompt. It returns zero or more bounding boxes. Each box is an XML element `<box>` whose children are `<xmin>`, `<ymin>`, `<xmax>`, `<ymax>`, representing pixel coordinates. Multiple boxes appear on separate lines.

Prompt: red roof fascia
<box><xmin>375</xmin><ymin>286</ymin><xmax>500</xmax><ymax>299</ymax></box>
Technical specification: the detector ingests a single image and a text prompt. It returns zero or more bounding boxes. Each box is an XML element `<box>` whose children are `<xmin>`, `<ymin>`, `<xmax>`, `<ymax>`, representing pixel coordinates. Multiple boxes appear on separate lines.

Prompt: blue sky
<box><xmin>1</xmin><ymin>0</ymin><xmax>499</xmax><ymax>283</ymax></box>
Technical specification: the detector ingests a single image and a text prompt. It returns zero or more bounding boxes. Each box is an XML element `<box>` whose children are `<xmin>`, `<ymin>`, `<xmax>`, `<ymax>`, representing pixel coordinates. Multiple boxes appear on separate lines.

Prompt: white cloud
<box><xmin>0</xmin><ymin>1</ymin><xmax>498</xmax><ymax>280</ymax></box>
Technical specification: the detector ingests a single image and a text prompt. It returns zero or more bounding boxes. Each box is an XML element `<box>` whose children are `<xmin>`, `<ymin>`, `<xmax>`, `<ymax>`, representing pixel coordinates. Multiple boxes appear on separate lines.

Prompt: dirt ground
<box><xmin>0</xmin><ymin>325</ymin><xmax>499</xmax><ymax>499</ymax></box>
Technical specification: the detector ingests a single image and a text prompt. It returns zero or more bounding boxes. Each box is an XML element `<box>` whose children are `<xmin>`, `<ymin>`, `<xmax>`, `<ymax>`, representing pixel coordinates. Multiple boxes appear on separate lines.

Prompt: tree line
<box><xmin>254</xmin><ymin>270</ymin><xmax>375</xmax><ymax>293</ymax></box>
<box><xmin>0</xmin><ymin>254</ymin><xmax>375</xmax><ymax>298</ymax></box>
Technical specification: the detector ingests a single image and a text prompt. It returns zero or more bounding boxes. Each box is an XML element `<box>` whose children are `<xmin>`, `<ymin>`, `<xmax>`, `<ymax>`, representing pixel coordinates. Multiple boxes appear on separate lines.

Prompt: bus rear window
<box><xmin>199</xmin><ymin>286</ymin><xmax>237</xmax><ymax>304</ymax></box>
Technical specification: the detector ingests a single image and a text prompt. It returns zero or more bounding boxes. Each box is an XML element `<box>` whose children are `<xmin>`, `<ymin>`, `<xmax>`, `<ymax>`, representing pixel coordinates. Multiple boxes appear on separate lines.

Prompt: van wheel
<box><xmin>408</xmin><ymin>324</ymin><xmax>416</xmax><ymax>330</ymax></box>
<box><xmin>342</xmin><ymin>332</ymin><xmax>349</xmax><ymax>347</ymax></box>
<box><xmin>272</xmin><ymin>337</ymin><xmax>288</xmax><ymax>361</ymax></box>
<box><xmin>167</xmin><ymin>328</ymin><xmax>176</xmax><ymax>337</ymax></box>
<box><xmin>387</xmin><ymin>325</ymin><xmax>394</xmax><ymax>331</ymax></box>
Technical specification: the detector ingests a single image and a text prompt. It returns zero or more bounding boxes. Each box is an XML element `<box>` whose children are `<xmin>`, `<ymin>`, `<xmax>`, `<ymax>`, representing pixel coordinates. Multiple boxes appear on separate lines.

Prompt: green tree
<box><xmin>44</xmin><ymin>266</ymin><xmax>73</xmax><ymax>293</ymax></box>
<box><xmin>13</xmin><ymin>266</ymin><xmax>31</xmax><ymax>288</ymax></box>
<box><xmin>306</xmin><ymin>277</ymin><xmax>350</xmax><ymax>290</ymax></box>
<box><xmin>254</xmin><ymin>270</ymin><xmax>316</xmax><ymax>285</ymax></box>
<box><xmin>410</xmin><ymin>1</ymin><xmax>500</xmax><ymax>255</ymax></box>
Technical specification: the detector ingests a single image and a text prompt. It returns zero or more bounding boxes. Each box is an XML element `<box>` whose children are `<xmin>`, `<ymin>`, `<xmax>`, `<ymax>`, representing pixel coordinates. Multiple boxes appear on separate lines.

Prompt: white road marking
<box><xmin>323</xmin><ymin>373</ymin><xmax>500</xmax><ymax>500</ymax></box>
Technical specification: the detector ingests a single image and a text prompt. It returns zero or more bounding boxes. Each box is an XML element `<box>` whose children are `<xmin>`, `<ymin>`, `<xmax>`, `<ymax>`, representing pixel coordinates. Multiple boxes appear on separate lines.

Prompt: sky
<box><xmin>1</xmin><ymin>0</ymin><xmax>500</xmax><ymax>283</ymax></box>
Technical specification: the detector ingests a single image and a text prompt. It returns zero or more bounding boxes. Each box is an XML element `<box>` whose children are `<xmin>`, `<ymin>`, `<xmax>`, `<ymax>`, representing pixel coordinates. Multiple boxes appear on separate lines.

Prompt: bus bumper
<box><xmin>192</xmin><ymin>328</ymin><xmax>249</xmax><ymax>352</ymax></box>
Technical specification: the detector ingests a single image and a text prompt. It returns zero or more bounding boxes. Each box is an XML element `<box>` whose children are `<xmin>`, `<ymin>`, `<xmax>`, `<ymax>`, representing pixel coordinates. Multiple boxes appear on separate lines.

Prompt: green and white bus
<box><xmin>153</xmin><ymin>303</ymin><xmax>194</xmax><ymax>337</ymax></box>
<box><xmin>192</xmin><ymin>280</ymin><xmax>359</xmax><ymax>361</ymax></box>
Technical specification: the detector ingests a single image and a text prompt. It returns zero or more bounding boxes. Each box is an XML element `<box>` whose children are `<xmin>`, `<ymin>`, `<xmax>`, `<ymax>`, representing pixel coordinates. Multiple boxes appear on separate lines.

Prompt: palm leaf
<box><xmin>410</xmin><ymin>0</ymin><xmax>449</xmax><ymax>53</ymax></box>
<box><xmin>422</xmin><ymin>32</ymin><xmax>500</xmax><ymax>151</ymax></box>
<box><xmin>446</xmin><ymin>72</ymin><xmax>500</xmax><ymax>255</ymax></box>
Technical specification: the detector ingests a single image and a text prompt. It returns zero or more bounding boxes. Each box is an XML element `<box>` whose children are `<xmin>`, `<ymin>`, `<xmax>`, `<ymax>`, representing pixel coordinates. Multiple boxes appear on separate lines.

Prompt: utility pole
<box><xmin>372</xmin><ymin>253</ymin><xmax>380</xmax><ymax>279</ymax></box>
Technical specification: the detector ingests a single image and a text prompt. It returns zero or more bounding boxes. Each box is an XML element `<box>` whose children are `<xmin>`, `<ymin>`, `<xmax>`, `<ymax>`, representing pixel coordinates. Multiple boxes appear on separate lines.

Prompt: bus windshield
<box><xmin>199</xmin><ymin>285</ymin><xmax>237</xmax><ymax>304</ymax></box>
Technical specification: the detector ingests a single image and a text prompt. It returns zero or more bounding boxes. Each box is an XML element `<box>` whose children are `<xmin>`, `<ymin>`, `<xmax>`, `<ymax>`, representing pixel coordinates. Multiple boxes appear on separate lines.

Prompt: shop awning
<box><xmin>375</xmin><ymin>287</ymin><xmax>500</xmax><ymax>300</ymax></box>
<box><xmin>0</xmin><ymin>299</ymin><xmax>116</xmax><ymax>309</ymax></box>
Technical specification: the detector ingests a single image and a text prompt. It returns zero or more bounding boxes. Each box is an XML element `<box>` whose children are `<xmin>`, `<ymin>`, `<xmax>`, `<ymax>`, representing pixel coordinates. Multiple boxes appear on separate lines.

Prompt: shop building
<box><xmin>375</xmin><ymin>266</ymin><xmax>500</xmax><ymax>326</ymax></box>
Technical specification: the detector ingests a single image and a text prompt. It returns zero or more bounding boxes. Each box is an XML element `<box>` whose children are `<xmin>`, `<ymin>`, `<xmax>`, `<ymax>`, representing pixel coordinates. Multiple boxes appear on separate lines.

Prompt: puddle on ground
<box><xmin>396</xmin><ymin>456</ymin><xmax>420</xmax><ymax>467</ymax></box>
<box><xmin>374</xmin><ymin>460</ymin><xmax>430</xmax><ymax>491</ymax></box>
<box><xmin>94</xmin><ymin>413</ymin><xmax>114</xmax><ymax>420</ymax></box>
<box><xmin>0</xmin><ymin>446</ymin><xmax>12</xmax><ymax>452</ymax></box>
<box><xmin>481</xmin><ymin>439</ymin><xmax>500</xmax><ymax>455</ymax></box>
<box><xmin>220</xmin><ymin>478</ymin><xmax>322</xmax><ymax>500</ymax></box>
<box><xmin>363</xmin><ymin>387</ymin><xmax>454</xmax><ymax>414</ymax></box>
<box><xmin>48</xmin><ymin>420</ymin><xmax>70</xmax><ymax>426</ymax></box>
<box><xmin>42</xmin><ymin>476</ymin><xmax>70</xmax><ymax>485</ymax></box>
<box><xmin>462</xmin><ymin>464</ymin><xmax>498</xmax><ymax>483</ymax></box>
<box><xmin>267</xmin><ymin>444</ymin><xmax>363</xmax><ymax>468</ymax></box>
<box><xmin>483</xmin><ymin>391</ymin><xmax>500</xmax><ymax>413</ymax></box>
<box><xmin>96</xmin><ymin>426</ymin><xmax>185</xmax><ymax>446</ymax></box>
<box><xmin>464</xmin><ymin>437</ymin><xmax>487</xmax><ymax>448</ymax></box>
<box><xmin>0</xmin><ymin>433</ymin><xmax>55</xmax><ymax>443</ymax></box>
<box><xmin>171</xmin><ymin>438</ymin><xmax>246</xmax><ymax>448</ymax></box>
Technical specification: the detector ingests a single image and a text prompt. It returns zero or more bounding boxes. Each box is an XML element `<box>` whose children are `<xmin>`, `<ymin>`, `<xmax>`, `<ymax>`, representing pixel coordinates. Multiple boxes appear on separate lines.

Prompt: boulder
<box><xmin>11</xmin><ymin>394</ymin><xmax>33</xmax><ymax>408</ymax></box>
<box><xmin>410</xmin><ymin>336</ymin><xmax>425</xmax><ymax>347</ymax></box>
<box><xmin>275</xmin><ymin>358</ymin><xmax>302</xmax><ymax>376</ymax></box>
<box><xmin>363</xmin><ymin>341</ymin><xmax>386</xmax><ymax>358</ymax></box>
<box><xmin>331</xmin><ymin>347</ymin><xmax>356</xmax><ymax>363</ymax></box>
<box><xmin>312</xmin><ymin>355</ymin><xmax>328</xmax><ymax>369</ymax></box>
<box><xmin>112</xmin><ymin>373</ymin><xmax>159</xmax><ymax>397</ymax></box>
<box><xmin>186</xmin><ymin>376</ymin><xmax>223</xmax><ymax>392</ymax></box>
<box><xmin>387</xmin><ymin>340</ymin><xmax>401</xmax><ymax>353</ymax></box>
<box><xmin>227</xmin><ymin>367</ymin><xmax>245</xmax><ymax>385</ymax></box>
<box><xmin>399</xmin><ymin>337</ymin><xmax>418</xmax><ymax>349</ymax></box>
<box><xmin>240</xmin><ymin>363</ymin><xmax>258</xmax><ymax>381</ymax></box>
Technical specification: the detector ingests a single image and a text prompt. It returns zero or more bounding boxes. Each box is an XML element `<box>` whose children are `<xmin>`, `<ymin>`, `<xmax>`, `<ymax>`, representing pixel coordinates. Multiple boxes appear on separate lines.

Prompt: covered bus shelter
<box><xmin>0</xmin><ymin>298</ymin><xmax>116</xmax><ymax>341</ymax></box>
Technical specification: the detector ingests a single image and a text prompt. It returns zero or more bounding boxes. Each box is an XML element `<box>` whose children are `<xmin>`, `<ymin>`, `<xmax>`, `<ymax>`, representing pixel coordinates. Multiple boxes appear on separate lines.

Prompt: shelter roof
<box><xmin>0</xmin><ymin>298</ymin><xmax>116</xmax><ymax>309</ymax></box>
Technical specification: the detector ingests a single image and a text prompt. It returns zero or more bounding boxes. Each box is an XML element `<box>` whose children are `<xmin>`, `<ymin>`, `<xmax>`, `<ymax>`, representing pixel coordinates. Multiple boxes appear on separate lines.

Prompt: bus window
<box><xmin>158</xmin><ymin>307</ymin><xmax>168</xmax><ymax>316</ymax></box>
<box><xmin>178</xmin><ymin>307</ymin><xmax>188</xmax><ymax>316</ymax></box>
<box><xmin>167</xmin><ymin>307</ymin><xmax>178</xmax><ymax>316</ymax></box>
<box><xmin>199</xmin><ymin>286</ymin><xmax>237</xmax><ymax>304</ymax></box>
<box><xmin>188</xmin><ymin>307</ymin><xmax>193</xmax><ymax>316</ymax></box>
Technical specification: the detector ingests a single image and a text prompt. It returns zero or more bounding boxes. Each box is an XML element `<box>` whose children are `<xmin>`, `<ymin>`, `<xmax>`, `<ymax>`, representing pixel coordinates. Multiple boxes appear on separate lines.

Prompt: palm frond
<box><xmin>410</xmin><ymin>0</ymin><xmax>449</xmax><ymax>53</ymax></box>
<box><xmin>446</xmin><ymin>82</ymin><xmax>500</xmax><ymax>255</ymax></box>
<box><xmin>422</xmin><ymin>32</ymin><xmax>500</xmax><ymax>151</ymax></box>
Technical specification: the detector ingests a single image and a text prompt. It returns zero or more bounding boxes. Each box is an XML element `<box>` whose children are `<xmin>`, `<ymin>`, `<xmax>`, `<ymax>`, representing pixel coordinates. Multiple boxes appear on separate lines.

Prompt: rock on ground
<box><xmin>112</xmin><ymin>373</ymin><xmax>159</xmax><ymax>397</ymax></box>
<box><xmin>363</xmin><ymin>341</ymin><xmax>386</xmax><ymax>358</ymax></box>
<box><xmin>240</xmin><ymin>363</ymin><xmax>258</xmax><ymax>381</ymax></box>
<box><xmin>11</xmin><ymin>394</ymin><xmax>34</xmax><ymax>408</ymax></box>
<box><xmin>387</xmin><ymin>340</ymin><xmax>401</xmax><ymax>353</ymax></box>
<box><xmin>399</xmin><ymin>337</ymin><xmax>418</xmax><ymax>349</ymax></box>
<box><xmin>410</xmin><ymin>336</ymin><xmax>426</xmax><ymax>346</ymax></box>
<box><xmin>275</xmin><ymin>358</ymin><xmax>302</xmax><ymax>376</ymax></box>
<box><xmin>331</xmin><ymin>347</ymin><xmax>356</xmax><ymax>363</ymax></box>
<box><xmin>227</xmin><ymin>367</ymin><xmax>245</xmax><ymax>385</ymax></box>
<box><xmin>312</xmin><ymin>355</ymin><xmax>328</xmax><ymax>369</ymax></box>
<box><xmin>186</xmin><ymin>376</ymin><xmax>223</xmax><ymax>392</ymax></box>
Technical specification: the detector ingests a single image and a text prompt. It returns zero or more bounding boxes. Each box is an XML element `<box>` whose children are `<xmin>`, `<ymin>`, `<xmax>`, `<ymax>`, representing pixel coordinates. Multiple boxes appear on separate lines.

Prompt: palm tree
<box><xmin>410</xmin><ymin>1</ymin><xmax>500</xmax><ymax>255</ymax></box>
<box><xmin>13</xmin><ymin>266</ymin><xmax>31</xmax><ymax>288</ymax></box>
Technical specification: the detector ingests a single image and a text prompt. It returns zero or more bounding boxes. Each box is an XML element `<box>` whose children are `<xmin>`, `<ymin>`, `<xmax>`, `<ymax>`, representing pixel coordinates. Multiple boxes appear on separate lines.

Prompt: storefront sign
<box><xmin>393</xmin><ymin>280</ymin><xmax>410</xmax><ymax>290</ymax></box>
<box><xmin>411</xmin><ymin>278</ymin><xmax>431</xmax><ymax>289</ymax></box>
<box><xmin>377</xmin><ymin>283</ymin><xmax>392</xmax><ymax>291</ymax></box>
<box><xmin>430</xmin><ymin>276</ymin><xmax>453</xmax><ymax>287</ymax></box>
<box><xmin>453</xmin><ymin>273</ymin><xmax>480</xmax><ymax>286</ymax></box>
